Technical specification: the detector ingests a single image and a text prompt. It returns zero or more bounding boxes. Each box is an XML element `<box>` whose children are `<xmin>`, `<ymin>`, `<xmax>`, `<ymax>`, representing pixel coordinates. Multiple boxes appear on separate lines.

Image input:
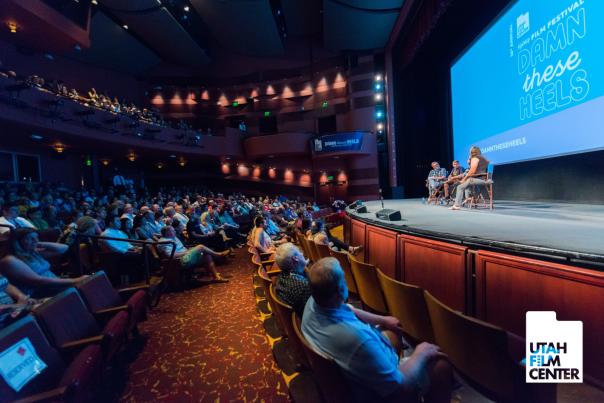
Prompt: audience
<box><xmin>0</xmin><ymin>202</ymin><xmax>36</xmax><ymax>235</ymax></box>
<box><xmin>302</xmin><ymin>257</ymin><xmax>452</xmax><ymax>403</ymax></box>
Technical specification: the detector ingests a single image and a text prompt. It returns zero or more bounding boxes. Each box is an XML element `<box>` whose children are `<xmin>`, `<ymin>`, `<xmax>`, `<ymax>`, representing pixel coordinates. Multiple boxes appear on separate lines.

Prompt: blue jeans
<box><xmin>428</xmin><ymin>178</ymin><xmax>444</xmax><ymax>194</ymax></box>
<box><xmin>454</xmin><ymin>178</ymin><xmax>487</xmax><ymax>207</ymax></box>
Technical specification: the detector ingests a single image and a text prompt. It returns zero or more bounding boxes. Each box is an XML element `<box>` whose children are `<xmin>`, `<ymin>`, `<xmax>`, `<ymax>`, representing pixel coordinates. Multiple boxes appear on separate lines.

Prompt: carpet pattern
<box><xmin>119</xmin><ymin>249</ymin><xmax>290</xmax><ymax>402</ymax></box>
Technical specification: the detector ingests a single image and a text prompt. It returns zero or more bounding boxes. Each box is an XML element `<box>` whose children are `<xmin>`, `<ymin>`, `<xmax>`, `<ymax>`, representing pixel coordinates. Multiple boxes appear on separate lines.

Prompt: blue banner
<box><xmin>313</xmin><ymin>132</ymin><xmax>364</xmax><ymax>153</ymax></box>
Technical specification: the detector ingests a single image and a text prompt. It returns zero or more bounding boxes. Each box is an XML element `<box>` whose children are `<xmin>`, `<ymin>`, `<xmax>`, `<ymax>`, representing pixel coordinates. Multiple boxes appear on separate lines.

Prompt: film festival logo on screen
<box><xmin>515</xmin><ymin>0</ymin><xmax>589</xmax><ymax>121</ymax></box>
<box><xmin>525</xmin><ymin>311</ymin><xmax>582</xmax><ymax>383</ymax></box>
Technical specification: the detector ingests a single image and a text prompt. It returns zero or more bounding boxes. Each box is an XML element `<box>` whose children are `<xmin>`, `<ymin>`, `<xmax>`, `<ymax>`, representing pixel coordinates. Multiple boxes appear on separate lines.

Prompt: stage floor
<box><xmin>348</xmin><ymin>200</ymin><xmax>604</xmax><ymax>262</ymax></box>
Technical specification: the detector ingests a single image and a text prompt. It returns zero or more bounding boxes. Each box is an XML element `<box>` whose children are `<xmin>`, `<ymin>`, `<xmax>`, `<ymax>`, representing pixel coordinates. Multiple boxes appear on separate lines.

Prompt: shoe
<box><xmin>449</xmin><ymin>206</ymin><xmax>461</xmax><ymax>210</ymax></box>
<box><xmin>350</xmin><ymin>245</ymin><xmax>364</xmax><ymax>255</ymax></box>
<box><xmin>218</xmin><ymin>250</ymin><xmax>230</xmax><ymax>257</ymax></box>
<box><xmin>213</xmin><ymin>276</ymin><xmax>229</xmax><ymax>283</ymax></box>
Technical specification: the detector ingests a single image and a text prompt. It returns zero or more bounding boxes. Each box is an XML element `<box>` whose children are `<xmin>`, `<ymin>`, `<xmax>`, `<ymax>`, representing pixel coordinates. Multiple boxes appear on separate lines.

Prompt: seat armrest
<box><xmin>266</xmin><ymin>267</ymin><xmax>281</xmax><ymax>277</ymax></box>
<box><xmin>259</xmin><ymin>252</ymin><xmax>273</xmax><ymax>260</ymax></box>
<box><xmin>118</xmin><ymin>284</ymin><xmax>149</xmax><ymax>299</ymax></box>
<box><xmin>13</xmin><ymin>386</ymin><xmax>68</xmax><ymax>403</ymax></box>
<box><xmin>94</xmin><ymin>305</ymin><xmax>129</xmax><ymax>324</ymax></box>
<box><xmin>261</xmin><ymin>259</ymin><xmax>276</xmax><ymax>269</ymax></box>
<box><xmin>61</xmin><ymin>335</ymin><xmax>104</xmax><ymax>352</ymax></box>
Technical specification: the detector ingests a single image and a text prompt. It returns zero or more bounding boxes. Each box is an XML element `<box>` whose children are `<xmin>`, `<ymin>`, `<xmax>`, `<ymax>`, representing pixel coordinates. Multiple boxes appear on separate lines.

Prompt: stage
<box><xmin>347</xmin><ymin>199</ymin><xmax>604</xmax><ymax>266</ymax></box>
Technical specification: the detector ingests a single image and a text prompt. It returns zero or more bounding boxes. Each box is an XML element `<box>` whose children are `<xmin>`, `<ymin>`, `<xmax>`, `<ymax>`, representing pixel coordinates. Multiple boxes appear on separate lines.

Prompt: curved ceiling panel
<box><xmin>323</xmin><ymin>0</ymin><xmax>403</xmax><ymax>50</ymax></box>
<box><xmin>191</xmin><ymin>0</ymin><xmax>285</xmax><ymax>56</ymax></box>
<box><xmin>69</xmin><ymin>11</ymin><xmax>161</xmax><ymax>74</ymax></box>
<box><xmin>281</xmin><ymin>0</ymin><xmax>321</xmax><ymax>37</ymax></box>
<box><xmin>97</xmin><ymin>0</ymin><xmax>160</xmax><ymax>12</ymax></box>
<box><xmin>113</xmin><ymin>7</ymin><xmax>210</xmax><ymax>66</ymax></box>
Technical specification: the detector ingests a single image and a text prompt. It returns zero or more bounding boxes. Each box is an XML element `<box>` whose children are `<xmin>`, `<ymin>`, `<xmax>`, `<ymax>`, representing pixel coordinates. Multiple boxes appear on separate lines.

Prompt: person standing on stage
<box><xmin>450</xmin><ymin>147</ymin><xmax>489</xmax><ymax>210</ymax></box>
<box><xmin>427</xmin><ymin>162</ymin><xmax>447</xmax><ymax>199</ymax></box>
<box><xmin>443</xmin><ymin>160</ymin><xmax>465</xmax><ymax>200</ymax></box>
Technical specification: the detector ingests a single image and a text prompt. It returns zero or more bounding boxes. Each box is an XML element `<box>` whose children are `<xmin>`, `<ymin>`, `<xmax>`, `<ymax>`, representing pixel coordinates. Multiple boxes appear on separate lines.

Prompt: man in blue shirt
<box><xmin>302</xmin><ymin>258</ymin><xmax>452</xmax><ymax>402</ymax></box>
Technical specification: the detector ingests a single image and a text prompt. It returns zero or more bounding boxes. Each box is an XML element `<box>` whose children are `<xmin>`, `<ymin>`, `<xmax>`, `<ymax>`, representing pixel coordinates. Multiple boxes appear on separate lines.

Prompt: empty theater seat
<box><xmin>0</xmin><ymin>315</ymin><xmax>102</xmax><ymax>402</ymax></box>
<box><xmin>75</xmin><ymin>271</ymin><xmax>148</xmax><ymax>335</ymax></box>
<box><xmin>33</xmin><ymin>288</ymin><xmax>129</xmax><ymax>363</ymax></box>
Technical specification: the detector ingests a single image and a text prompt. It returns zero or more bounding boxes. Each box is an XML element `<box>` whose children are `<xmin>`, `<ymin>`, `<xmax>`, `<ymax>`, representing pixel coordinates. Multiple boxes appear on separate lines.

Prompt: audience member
<box><xmin>302</xmin><ymin>257</ymin><xmax>452</xmax><ymax>403</ymax></box>
<box><xmin>274</xmin><ymin>243</ymin><xmax>311</xmax><ymax>317</ymax></box>
<box><xmin>0</xmin><ymin>202</ymin><xmax>36</xmax><ymax>235</ymax></box>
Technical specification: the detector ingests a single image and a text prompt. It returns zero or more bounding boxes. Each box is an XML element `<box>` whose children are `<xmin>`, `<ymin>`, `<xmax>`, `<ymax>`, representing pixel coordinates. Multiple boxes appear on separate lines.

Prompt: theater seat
<box><xmin>377</xmin><ymin>269</ymin><xmax>434</xmax><ymax>344</ymax></box>
<box><xmin>328</xmin><ymin>248</ymin><xmax>358</xmax><ymax>296</ymax></box>
<box><xmin>314</xmin><ymin>242</ymin><xmax>332</xmax><ymax>259</ymax></box>
<box><xmin>76</xmin><ymin>271</ymin><xmax>148</xmax><ymax>335</ymax></box>
<box><xmin>269</xmin><ymin>284</ymin><xmax>310</xmax><ymax>368</ymax></box>
<box><xmin>424</xmin><ymin>291</ymin><xmax>556</xmax><ymax>403</ymax></box>
<box><xmin>0</xmin><ymin>316</ymin><xmax>102</xmax><ymax>402</ymax></box>
<box><xmin>348</xmin><ymin>255</ymin><xmax>387</xmax><ymax>314</ymax></box>
<box><xmin>291</xmin><ymin>313</ymin><xmax>351</xmax><ymax>403</ymax></box>
<box><xmin>34</xmin><ymin>288</ymin><xmax>129</xmax><ymax>363</ymax></box>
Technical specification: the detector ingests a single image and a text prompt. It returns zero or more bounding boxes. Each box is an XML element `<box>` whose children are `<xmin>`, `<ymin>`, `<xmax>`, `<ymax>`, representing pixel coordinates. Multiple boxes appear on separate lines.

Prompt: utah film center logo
<box><xmin>516</xmin><ymin>11</ymin><xmax>530</xmax><ymax>39</ymax></box>
<box><xmin>526</xmin><ymin>311</ymin><xmax>583</xmax><ymax>383</ymax></box>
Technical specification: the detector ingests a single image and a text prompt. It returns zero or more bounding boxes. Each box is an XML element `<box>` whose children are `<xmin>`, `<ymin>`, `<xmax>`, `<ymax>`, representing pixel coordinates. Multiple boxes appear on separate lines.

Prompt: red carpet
<box><xmin>119</xmin><ymin>249</ymin><xmax>290</xmax><ymax>402</ymax></box>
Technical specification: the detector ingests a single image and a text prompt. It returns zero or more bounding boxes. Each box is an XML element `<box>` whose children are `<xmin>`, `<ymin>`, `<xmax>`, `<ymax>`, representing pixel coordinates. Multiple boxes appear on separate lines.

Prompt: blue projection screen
<box><xmin>451</xmin><ymin>0</ymin><xmax>604</xmax><ymax>166</ymax></box>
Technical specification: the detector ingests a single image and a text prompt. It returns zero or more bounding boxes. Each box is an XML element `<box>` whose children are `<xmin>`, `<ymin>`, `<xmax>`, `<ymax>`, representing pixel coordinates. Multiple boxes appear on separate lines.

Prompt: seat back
<box><xmin>377</xmin><ymin>270</ymin><xmax>434</xmax><ymax>344</ymax></box>
<box><xmin>348</xmin><ymin>254</ymin><xmax>387</xmax><ymax>314</ymax></box>
<box><xmin>329</xmin><ymin>248</ymin><xmax>358</xmax><ymax>295</ymax></box>
<box><xmin>291</xmin><ymin>313</ymin><xmax>351</xmax><ymax>403</ymax></box>
<box><xmin>0</xmin><ymin>316</ymin><xmax>64</xmax><ymax>401</ymax></box>
<box><xmin>269</xmin><ymin>284</ymin><xmax>310</xmax><ymax>368</ymax></box>
<box><xmin>424</xmin><ymin>291</ymin><xmax>519</xmax><ymax>401</ymax></box>
<box><xmin>75</xmin><ymin>271</ymin><xmax>122</xmax><ymax>313</ymax></box>
<box><xmin>306</xmin><ymin>239</ymin><xmax>321</xmax><ymax>263</ymax></box>
<box><xmin>34</xmin><ymin>288</ymin><xmax>99</xmax><ymax>349</ymax></box>
<box><xmin>314</xmin><ymin>242</ymin><xmax>332</xmax><ymax>259</ymax></box>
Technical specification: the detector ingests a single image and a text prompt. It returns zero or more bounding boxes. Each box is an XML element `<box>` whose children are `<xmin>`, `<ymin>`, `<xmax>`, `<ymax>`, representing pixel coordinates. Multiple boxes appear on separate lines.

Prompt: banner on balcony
<box><xmin>312</xmin><ymin>132</ymin><xmax>364</xmax><ymax>153</ymax></box>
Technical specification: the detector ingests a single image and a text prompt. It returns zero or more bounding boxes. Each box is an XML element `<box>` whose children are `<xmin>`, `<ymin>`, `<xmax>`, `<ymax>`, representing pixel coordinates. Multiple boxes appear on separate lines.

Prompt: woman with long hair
<box><xmin>450</xmin><ymin>146</ymin><xmax>490</xmax><ymax>210</ymax></box>
<box><xmin>0</xmin><ymin>228</ymin><xmax>87</xmax><ymax>297</ymax></box>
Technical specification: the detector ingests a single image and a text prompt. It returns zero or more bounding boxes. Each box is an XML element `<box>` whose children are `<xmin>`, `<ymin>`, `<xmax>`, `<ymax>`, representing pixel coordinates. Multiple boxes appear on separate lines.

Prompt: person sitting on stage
<box><xmin>450</xmin><ymin>146</ymin><xmax>489</xmax><ymax>210</ymax></box>
<box><xmin>443</xmin><ymin>160</ymin><xmax>465</xmax><ymax>200</ymax></box>
<box><xmin>427</xmin><ymin>162</ymin><xmax>447</xmax><ymax>200</ymax></box>
<box><xmin>302</xmin><ymin>257</ymin><xmax>452</xmax><ymax>403</ymax></box>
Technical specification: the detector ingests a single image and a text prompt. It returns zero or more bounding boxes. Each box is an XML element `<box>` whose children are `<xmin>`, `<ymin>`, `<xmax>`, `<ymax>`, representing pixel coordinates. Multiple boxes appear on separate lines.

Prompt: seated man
<box><xmin>0</xmin><ymin>202</ymin><xmax>36</xmax><ymax>236</ymax></box>
<box><xmin>274</xmin><ymin>243</ymin><xmax>311</xmax><ymax>317</ymax></box>
<box><xmin>100</xmin><ymin>215</ymin><xmax>140</xmax><ymax>254</ymax></box>
<box><xmin>443</xmin><ymin>160</ymin><xmax>465</xmax><ymax>200</ymax></box>
<box><xmin>302</xmin><ymin>257</ymin><xmax>452</xmax><ymax>403</ymax></box>
<box><xmin>253</xmin><ymin>217</ymin><xmax>287</xmax><ymax>254</ymax></box>
<box><xmin>156</xmin><ymin>226</ymin><xmax>229</xmax><ymax>283</ymax></box>
<box><xmin>312</xmin><ymin>220</ymin><xmax>362</xmax><ymax>255</ymax></box>
<box><xmin>426</xmin><ymin>162</ymin><xmax>447</xmax><ymax>201</ymax></box>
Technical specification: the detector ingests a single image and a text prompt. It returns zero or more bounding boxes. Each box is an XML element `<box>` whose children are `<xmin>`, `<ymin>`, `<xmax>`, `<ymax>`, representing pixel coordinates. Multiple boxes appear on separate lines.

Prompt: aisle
<box><xmin>119</xmin><ymin>249</ymin><xmax>290</xmax><ymax>402</ymax></box>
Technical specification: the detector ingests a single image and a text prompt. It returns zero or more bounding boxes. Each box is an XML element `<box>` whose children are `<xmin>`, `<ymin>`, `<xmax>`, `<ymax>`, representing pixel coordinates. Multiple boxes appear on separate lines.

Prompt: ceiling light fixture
<box><xmin>7</xmin><ymin>22</ymin><xmax>17</xmax><ymax>34</ymax></box>
<box><xmin>53</xmin><ymin>143</ymin><xmax>65</xmax><ymax>153</ymax></box>
<box><xmin>184</xmin><ymin>6</ymin><xmax>190</xmax><ymax>12</ymax></box>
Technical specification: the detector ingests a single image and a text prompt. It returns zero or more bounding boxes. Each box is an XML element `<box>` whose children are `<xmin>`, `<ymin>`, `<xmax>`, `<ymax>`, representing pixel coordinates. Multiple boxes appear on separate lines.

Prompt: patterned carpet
<box><xmin>118</xmin><ymin>248</ymin><xmax>290</xmax><ymax>402</ymax></box>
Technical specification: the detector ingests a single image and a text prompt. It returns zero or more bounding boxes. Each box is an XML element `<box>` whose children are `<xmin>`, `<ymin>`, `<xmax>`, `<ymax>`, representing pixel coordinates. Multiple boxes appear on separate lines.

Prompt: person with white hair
<box><xmin>302</xmin><ymin>257</ymin><xmax>453</xmax><ymax>403</ymax></box>
<box><xmin>274</xmin><ymin>243</ymin><xmax>311</xmax><ymax>316</ymax></box>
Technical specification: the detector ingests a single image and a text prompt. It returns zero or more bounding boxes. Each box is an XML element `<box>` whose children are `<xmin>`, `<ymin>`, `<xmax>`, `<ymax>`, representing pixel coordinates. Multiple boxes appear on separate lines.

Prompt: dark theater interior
<box><xmin>0</xmin><ymin>1</ymin><xmax>603</xmax><ymax>402</ymax></box>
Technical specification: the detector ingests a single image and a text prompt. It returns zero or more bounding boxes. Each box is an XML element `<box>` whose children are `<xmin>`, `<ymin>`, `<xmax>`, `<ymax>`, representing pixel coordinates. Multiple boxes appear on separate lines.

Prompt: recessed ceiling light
<box><xmin>30</xmin><ymin>134</ymin><xmax>43</xmax><ymax>140</ymax></box>
<box><xmin>184</xmin><ymin>6</ymin><xmax>190</xmax><ymax>12</ymax></box>
<box><xmin>123</xmin><ymin>24</ymin><xmax>129</xmax><ymax>30</ymax></box>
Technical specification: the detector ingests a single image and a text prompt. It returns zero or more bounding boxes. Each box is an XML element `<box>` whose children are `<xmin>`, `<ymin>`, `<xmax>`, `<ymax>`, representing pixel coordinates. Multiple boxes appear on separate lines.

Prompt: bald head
<box><xmin>309</xmin><ymin>257</ymin><xmax>348</xmax><ymax>308</ymax></box>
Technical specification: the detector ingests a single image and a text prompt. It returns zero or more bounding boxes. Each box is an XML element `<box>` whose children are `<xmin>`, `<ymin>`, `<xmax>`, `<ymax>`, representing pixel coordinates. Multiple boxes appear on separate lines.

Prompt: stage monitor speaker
<box><xmin>356</xmin><ymin>206</ymin><xmax>368</xmax><ymax>213</ymax></box>
<box><xmin>376</xmin><ymin>209</ymin><xmax>401</xmax><ymax>221</ymax></box>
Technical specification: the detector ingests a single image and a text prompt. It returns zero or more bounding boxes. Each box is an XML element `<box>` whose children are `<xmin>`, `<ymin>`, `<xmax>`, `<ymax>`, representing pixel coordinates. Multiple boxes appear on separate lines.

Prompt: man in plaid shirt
<box><xmin>427</xmin><ymin>162</ymin><xmax>447</xmax><ymax>196</ymax></box>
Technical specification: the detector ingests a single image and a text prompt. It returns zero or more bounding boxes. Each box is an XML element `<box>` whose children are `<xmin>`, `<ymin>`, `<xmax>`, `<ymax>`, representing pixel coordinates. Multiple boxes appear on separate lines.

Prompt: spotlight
<box><xmin>127</xmin><ymin>153</ymin><xmax>137</xmax><ymax>162</ymax></box>
<box><xmin>52</xmin><ymin>143</ymin><xmax>65</xmax><ymax>153</ymax></box>
<box><xmin>375</xmin><ymin>93</ymin><xmax>382</xmax><ymax>101</ymax></box>
<box><xmin>101</xmin><ymin>159</ymin><xmax>110</xmax><ymax>166</ymax></box>
<box><xmin>376</xmin><ymin>110</ymin><xmax>384</xmax><ymax>119</ymax></box>
<box><xmin>184</xmin><ymin>6</ymin><xmax>190</xmax><ymax>12</ymax></box>
<box><xmin>375</xmin><ymin>74</ymin><xmax>383</xmax><ymax>81</ymax></box>
<box><xmin>156</xmin><ymin>162</ymin><xmax>164</xmax><ymax>169</ymax></box>
<box><xmin>376</xmin><ymin>123</ymin><xmax>384</xmax><ymax>131</ymax></box>
<box><xmin>123</xmin><ymin>24</ymin><xmax>129</xmax><ymax>30</ymax></box>
<box><xmin>30</xmin><ymin>134</ymin><xmax>43</xmax><ymax>140</ymax></box>
<box><xmin>7</xmin><ymin>22</ymin><xmax>17</xmax><ymax>34</ymax></box>
<box><xmin>91</xmin><ymin>0</ymin><xmax>98</xmax><ymax>5</ymax></box>
<box><xmin>375</xmin><ymin>83</ymin><xmax>382</xmax><ymax>91</ymax></box>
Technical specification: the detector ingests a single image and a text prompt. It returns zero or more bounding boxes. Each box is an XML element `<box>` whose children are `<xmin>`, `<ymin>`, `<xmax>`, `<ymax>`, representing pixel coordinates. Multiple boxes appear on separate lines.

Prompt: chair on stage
<box><xmin>426</xmin><ymin>179</ymin><xmax>446</xmax><ymax>205</ymax></box>
<box><xmin>463</xmin><ymin>166</ymin><xmax>494</xmax><ymax>210</ymax></box>
<box><xmin>424</xmin><ymin>291</ymin><xmax>555</xmax><ymax>403</ymax></box>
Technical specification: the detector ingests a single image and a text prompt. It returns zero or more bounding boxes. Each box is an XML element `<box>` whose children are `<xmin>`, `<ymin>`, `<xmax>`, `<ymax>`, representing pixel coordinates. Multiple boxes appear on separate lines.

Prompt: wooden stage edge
<box><xmin>344</xmin><ymin>214</ymin><xmax>604</xmax><ymax>389</ymax></box>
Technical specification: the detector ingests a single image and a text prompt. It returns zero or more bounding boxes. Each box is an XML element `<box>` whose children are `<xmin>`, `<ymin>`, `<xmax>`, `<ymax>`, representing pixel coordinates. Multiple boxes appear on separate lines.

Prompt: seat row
<box><xmin>263</xmin><ymin>230</ymin><xmax>556</xmax><ymax>403</ymax></box>
<box><xmin>0</xmin><ymin>271</ymin><xmax>148</xmax><ymax>402</ymax></box>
